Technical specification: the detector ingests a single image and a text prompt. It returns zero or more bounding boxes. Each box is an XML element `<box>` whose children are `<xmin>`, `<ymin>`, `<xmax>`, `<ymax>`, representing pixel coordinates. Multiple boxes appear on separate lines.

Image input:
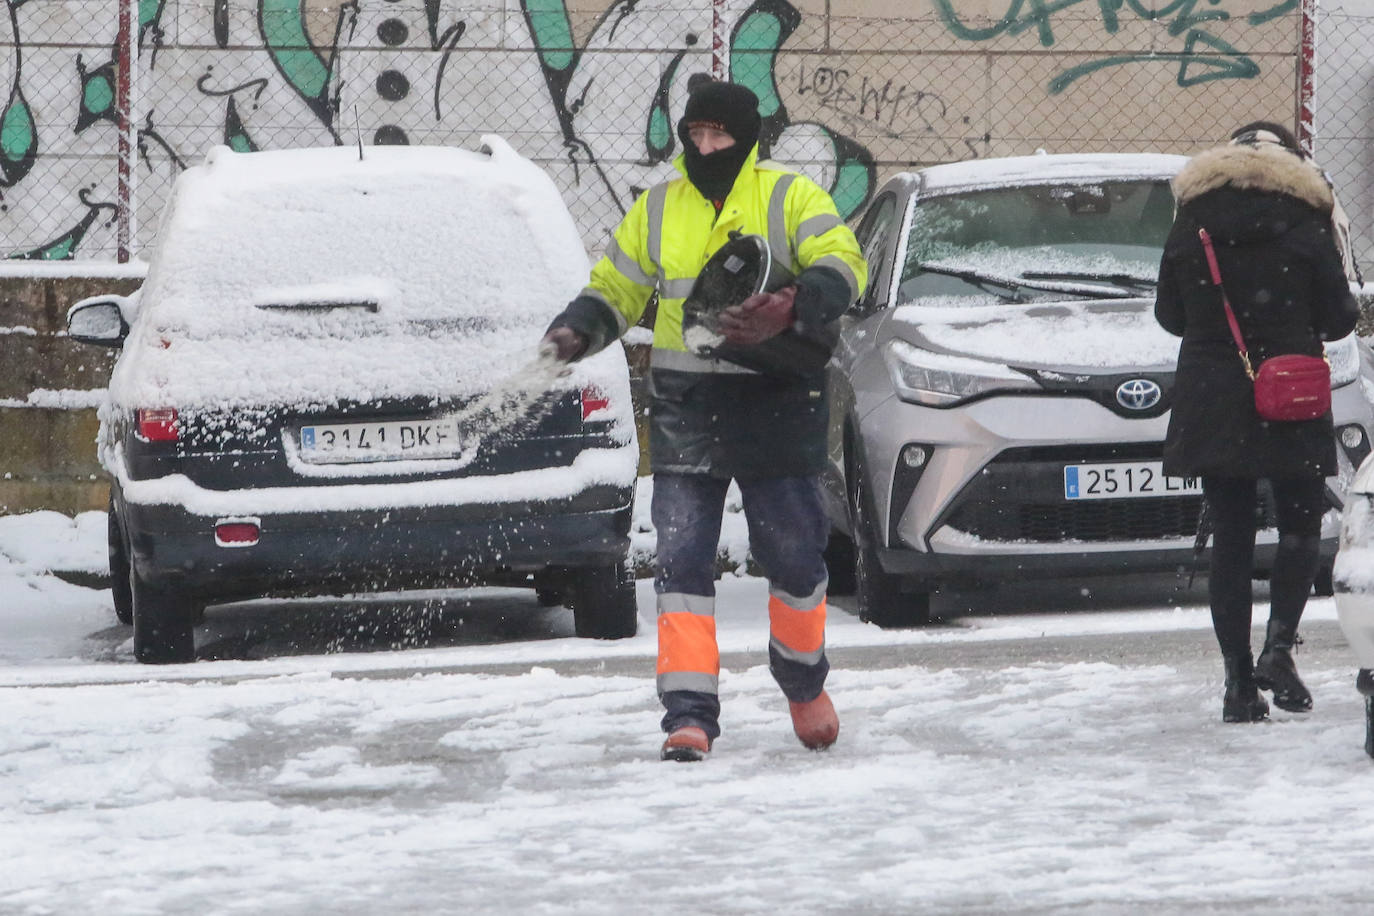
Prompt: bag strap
<box><xmin>1197</xmin><ymin>227</ymin><xmax>1255</xmax><ymax>380</ymax></box>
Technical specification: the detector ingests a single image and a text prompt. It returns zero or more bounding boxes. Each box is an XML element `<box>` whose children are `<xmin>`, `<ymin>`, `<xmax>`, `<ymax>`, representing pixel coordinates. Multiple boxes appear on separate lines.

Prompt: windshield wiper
<box><xmin>1020</xmin><ymin>270</ymin><xmax>1156</xmax><ymax>294</ymax></box>
<box><xmin>914</xmin><ymin>263</ymin><xmax>1030</xmax><ymax>303</ymax></box>
<box><xmin>255</xmin><ymin>300</ymin><xmax>380</xmax><ymax>313</ymax></box>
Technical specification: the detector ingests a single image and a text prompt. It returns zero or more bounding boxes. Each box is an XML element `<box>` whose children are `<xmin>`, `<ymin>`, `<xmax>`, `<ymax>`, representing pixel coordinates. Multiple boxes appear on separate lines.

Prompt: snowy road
<box><xmin>4</xmin><ymin>526</ymin><xmax>1374</xmax><ymax>916</ymax></box>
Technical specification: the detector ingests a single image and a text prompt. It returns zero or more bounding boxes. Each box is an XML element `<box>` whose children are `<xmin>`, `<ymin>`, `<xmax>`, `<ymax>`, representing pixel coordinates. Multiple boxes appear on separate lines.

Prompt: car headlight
<box><xmin>883</xmin><ymin>338</ymin><xmax>1039</xmax><ymax>407</ymax></box>
<box><xmin>1326</xmin><ymin>332</ymin><xmax>1361</xmax><ymax>388</ymax></box>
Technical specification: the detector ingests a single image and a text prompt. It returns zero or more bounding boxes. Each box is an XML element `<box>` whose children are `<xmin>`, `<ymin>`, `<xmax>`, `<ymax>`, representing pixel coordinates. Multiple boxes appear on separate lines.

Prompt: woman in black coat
<box><xmin>1156</xmin><ymin>123</ymin><xmax>1359</xmax><ymax>723</ymax></box>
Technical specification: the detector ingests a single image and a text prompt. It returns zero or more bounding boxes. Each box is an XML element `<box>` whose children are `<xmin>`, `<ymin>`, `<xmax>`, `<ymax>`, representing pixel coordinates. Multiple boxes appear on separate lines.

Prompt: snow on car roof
<box><xmin>178</xmin><ymin>137</ymin><xmax>572</xmax><ymax>206</ymax></box>
<box><xmin>144</xmin><ymin>136</ymin><xmax>587</xmax><ymax>323</ymax></box>
<box><xmin>915</xmin><ymin>153</ymin><xmax>1189</xmax><ymax>196</ymax></box>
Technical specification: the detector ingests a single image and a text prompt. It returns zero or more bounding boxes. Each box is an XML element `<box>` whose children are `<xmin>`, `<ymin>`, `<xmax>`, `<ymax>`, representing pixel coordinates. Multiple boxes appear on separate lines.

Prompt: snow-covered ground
<box><xmin>3</xmin><ymin>506</ymin><xmax>1373</xmax><ymax>914</ymax></box>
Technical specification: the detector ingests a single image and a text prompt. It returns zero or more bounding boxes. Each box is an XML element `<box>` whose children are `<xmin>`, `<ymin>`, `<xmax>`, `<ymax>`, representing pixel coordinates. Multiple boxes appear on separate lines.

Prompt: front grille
<box><xmin>938</xmin><ymin>444</ymin><xmax>1209</xmax><ymax>544</ymax></box>
<box><xmin>948</xmin><ymin>495</ymin><xmax>1204</xmax><ymax>542</ymax></box>
<box><xmin>1020</xmin><ymin>368</ymin><xmax>1176</xmax><ymax>420</ymax></box>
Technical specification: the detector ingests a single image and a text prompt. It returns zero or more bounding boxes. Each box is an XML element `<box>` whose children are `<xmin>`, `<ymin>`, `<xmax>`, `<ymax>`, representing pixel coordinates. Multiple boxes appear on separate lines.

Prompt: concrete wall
<box><xmin>0</xmin><ymin>272</ymin><xmax>139</xmax><ymax>514</ymax></box>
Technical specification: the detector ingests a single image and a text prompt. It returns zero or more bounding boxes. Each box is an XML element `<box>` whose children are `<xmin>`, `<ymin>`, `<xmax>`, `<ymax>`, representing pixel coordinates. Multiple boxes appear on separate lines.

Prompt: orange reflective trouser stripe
<box><xmin>768</xmin><ymin>589</ymin><xmax>827</xmax><ymax>666</ymax></box>
<box><xmin>656</xmin><ymin>593</ymin><xmax>719</xmax><ymax>696</ymax></box>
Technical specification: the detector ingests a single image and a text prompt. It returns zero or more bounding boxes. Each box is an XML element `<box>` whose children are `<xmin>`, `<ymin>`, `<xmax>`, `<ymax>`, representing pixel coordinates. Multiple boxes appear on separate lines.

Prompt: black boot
<box><xmin>1222</xmin><ymin>652</ymin><xmax>1270</xmax><ymax>723</ymax></box>
<box><xmin>1253</xmin><ymin>620</ymin><xmax>1313</xmax><ymax>712</ymax></box>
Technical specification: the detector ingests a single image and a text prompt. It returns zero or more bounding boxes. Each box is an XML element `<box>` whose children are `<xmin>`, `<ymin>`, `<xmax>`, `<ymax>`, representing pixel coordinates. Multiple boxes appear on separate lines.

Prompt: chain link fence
<box><xmin>1313</xmin><ymin>9</ymin><xmax>1374</xmax><ymax>281</ymax></box>
<box><xmin>0</xmin><ymin>1</ymin><xmax>1368</xmax><ymax>267</ymax></box>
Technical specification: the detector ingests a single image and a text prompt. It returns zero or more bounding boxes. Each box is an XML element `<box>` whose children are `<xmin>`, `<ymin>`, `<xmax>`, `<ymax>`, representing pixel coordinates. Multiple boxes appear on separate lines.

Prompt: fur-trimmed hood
<box><xmin>1172</xmin><ymin>142</ymin><xmax>1333</xmax><ymax>212</ymax></box>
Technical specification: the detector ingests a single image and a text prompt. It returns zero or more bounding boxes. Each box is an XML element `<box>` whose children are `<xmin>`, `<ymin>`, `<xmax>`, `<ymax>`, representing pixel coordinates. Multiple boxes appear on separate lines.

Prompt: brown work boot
<box><xmin>660</xmin><ymin>726</ymin><xmax>711</xmax><ymax>762</ymax></box>
<box><xmin>788</xmin><ymin>690</ymin><xmax>839</xmax><ymax>750</ymax></box>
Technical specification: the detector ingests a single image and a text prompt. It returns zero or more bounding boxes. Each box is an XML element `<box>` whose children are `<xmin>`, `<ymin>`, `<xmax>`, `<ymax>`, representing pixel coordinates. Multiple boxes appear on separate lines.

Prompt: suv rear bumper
<box><xmin>118</xmin><ymin>484</ymin><xmax>633</xmax><ymax>601</ymax></box>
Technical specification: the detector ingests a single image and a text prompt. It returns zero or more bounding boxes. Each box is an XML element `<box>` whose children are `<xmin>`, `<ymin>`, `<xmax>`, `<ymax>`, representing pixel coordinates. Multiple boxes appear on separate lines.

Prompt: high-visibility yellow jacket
<box><xmin>554</xmin><ymin>145</ymin><xmax>867</xmax><ymax>478</ymax></box>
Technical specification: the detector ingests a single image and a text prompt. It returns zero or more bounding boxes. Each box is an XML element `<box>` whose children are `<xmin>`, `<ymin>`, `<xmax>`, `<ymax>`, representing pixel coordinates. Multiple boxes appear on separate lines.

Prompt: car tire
<box><xmin>853</xmin><ymin>468</ymin><xmax>930</xmax><ymax>627</ymax></box>
<box><xmin>132</xmin><ymin>571</ymin><xmax>197</xmax><ymax>664</ymax></box>
<box><xmin>1314</xmin><ymin>563</ymin><xmax>1335</xmax><ymax>597</ymax></box>
<box><xmin>108</xmin><ymin>501</ymin><xmax>133</xmax><ymax>626</ymax></box>
<box><xmin>822</xmin><ymin>532</ymin><xmax>857</xmax><ymax>596</ymax></box>
<box><xmin>568</xmin><ymin>562</ymin><xmax>638</xmax><ymax>640</ymax></box>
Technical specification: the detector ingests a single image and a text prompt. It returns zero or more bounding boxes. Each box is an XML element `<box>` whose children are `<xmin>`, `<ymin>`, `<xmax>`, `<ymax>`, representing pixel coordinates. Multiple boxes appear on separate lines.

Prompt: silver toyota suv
<box><xmin>825</xmin><ymin>153</ymin><xmax>1374</xmax><ymax>625</ymax></box>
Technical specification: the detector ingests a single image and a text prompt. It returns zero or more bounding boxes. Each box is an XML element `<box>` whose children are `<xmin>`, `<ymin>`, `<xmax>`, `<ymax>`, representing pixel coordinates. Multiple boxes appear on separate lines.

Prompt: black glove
<box><xmin>718</xmin><ymin>286</ymin><xmax>797</xmax><ymax>345</ymax></box>
<box><xmin>540</xmin><ymin>326</ymin><xmax>589</xmax><ymax>363</ymax></box>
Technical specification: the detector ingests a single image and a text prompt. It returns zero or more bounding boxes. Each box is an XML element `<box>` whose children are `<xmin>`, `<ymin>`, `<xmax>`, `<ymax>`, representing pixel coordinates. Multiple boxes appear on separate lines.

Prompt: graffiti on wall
<box><xmin>0</xmin><ymin>0</ymin><xmax>1299</xmax><ymax>260</ymax></box>
<box><xmin>933</xmin><ymin>0</ymin><xmax>1289</xmax><ymax>94</ymax></box>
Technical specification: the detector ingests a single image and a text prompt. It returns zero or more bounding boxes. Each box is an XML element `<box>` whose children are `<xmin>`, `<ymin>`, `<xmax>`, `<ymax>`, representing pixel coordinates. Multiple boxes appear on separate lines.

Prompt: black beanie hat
<box><xmin>1229</xmin><ymin>120</ymin><xmax>1303</xmax><ymax>156</ymax></box>
<box><xmin>676</xmin><ymin>76</ymin><xmax>761</xmax><ymax>151</ymax></box>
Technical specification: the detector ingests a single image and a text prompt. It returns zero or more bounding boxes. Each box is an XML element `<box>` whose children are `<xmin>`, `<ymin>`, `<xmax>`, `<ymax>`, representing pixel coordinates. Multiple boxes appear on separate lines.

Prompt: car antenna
<box><xmin>354</xmin><ymin>106</ymin><xmax>364</xmax><ymax>160</ymax></box>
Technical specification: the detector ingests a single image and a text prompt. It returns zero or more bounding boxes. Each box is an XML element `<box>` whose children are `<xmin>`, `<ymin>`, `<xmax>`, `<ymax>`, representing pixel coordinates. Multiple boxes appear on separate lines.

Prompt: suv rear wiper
<box><xmin>255</xmin><ymin>300</ymin><xmax>380</xmax><ymax>313</ymax></box>
<box><xmin>1020</xmin><ymin>270</ymin><xmax>1156</xmax><ymax>294</ymax></box>
<box><xmin>915</xmin><ymin>263</ymin><xmax>1030</xmax><ymax>303</ymax></box>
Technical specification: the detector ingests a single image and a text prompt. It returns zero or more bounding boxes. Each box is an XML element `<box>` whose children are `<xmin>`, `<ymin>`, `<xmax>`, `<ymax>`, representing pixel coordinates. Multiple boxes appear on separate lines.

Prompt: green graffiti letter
<box><xmin>260</xmin><ymin>0</ymin><xmax>330</xmax><ymax>100</ymax></box>
<box><xmin>524</xmin><ymin>0</ymin><xmax>575</xmax><ymax>71</ymax></box>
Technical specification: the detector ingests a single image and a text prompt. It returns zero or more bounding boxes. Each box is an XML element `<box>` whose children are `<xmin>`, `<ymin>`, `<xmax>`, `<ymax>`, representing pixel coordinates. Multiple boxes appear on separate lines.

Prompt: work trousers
<box><xmin>1203</xmin><ymin>475</ymin><xmax>1325</xmax><ymax>658</ymax></box>
<box><xmin>652</xmin><ymin>473</ymin><xmax>830</xmax><ymax>739</ymax></box>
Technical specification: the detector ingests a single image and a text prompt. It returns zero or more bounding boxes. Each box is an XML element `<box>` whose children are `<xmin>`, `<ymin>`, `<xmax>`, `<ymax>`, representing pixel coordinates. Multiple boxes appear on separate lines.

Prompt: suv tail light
<box><xmin>581</xmin><ymin>386</ymin><xmax>610</xmax><ymax>420</ymax></box>
<box><xmin>136</xmin><ymin>408</ymin><xmax>179</xmax><ymax>442</ymax></box>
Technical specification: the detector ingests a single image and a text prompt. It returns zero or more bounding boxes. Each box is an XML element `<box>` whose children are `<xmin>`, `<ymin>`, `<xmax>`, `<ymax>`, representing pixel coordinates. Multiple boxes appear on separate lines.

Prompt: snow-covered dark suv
<box><xmin>67</xmin><ymin>139</ymin><xmax>640</xmax><ymax>663</ymax></box>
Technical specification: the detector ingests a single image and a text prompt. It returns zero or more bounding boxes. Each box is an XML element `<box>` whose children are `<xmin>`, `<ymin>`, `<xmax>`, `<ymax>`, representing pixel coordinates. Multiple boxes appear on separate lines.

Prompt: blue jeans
<box><xmin>652</xmin><ymin>473</ymin><xmax>831</xmax><ymax>738</ymax></box>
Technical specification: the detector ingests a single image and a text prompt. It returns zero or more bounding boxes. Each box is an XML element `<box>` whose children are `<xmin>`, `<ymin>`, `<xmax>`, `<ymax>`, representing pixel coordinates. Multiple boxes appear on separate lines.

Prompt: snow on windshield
<box><xmin>112</xmin><ymin>140</ymin><xmax>596</xmax><ymax>411</ymax></box>
<box><xmin>915</xmin><ymin>244</ymin><xmax>1160</xmax><ymax>284</ymax></box>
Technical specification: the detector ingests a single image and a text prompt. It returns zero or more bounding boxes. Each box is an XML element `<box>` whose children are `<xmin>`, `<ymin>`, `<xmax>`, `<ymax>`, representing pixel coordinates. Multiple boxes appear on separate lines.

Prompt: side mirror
<box><xmin>67</xmin><ymin>295</ymin><xmax>132</xmax><ymax>347</ymax></box>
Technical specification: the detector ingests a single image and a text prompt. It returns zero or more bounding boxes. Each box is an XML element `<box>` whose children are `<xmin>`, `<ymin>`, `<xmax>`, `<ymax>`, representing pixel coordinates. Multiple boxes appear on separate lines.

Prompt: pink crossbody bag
<box><xmin>1197</xmin><ymin>227</ymin><xmax>1330</xmax><ymax>422</ymax></box>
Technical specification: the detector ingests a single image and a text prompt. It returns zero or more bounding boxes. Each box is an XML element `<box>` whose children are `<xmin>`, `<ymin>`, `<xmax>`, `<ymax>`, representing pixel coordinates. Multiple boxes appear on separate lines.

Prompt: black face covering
<box><xmin>675</xmin><ymin>78</ymin><xmax>762</xmax><ymax>204</ymax></box>
<box><xmin>681</xmin><ymin>140</ymin><xmax>752</xmax><ymax>203</ymax></box>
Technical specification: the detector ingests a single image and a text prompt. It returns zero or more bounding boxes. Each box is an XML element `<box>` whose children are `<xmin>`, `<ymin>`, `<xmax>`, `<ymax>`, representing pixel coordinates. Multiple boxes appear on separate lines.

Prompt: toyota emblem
<box><xmin>1116</xmin><ymin>378</ymin><xmax>1162</xmax><ymax>410</ymax></box>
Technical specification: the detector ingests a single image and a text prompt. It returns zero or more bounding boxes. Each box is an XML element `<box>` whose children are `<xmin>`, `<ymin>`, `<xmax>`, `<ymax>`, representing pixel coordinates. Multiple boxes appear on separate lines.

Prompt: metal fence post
<box><xmin>712</xmin><ymin>0</ymin><xmax>727</xmax><ymax>80</ymax></box>
<box><xmin>115</xmin><ymin>0</ymin><xmax>135</xmax><ymax>263</ymax></box>
<box><xmin>1299</xmin><ymin>0</ymin><xmax>1318</xmax><ymax>156</ymax></box>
